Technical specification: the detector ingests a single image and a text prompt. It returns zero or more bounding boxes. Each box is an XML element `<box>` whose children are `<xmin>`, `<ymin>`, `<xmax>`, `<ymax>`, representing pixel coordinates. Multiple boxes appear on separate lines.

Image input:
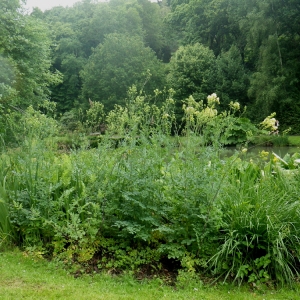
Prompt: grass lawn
<box><xmin>288</xmin><ymin>135</ymin><xmax>300</xmax><ymax>146</ymax></box>
<box><xmin>0</xmin><ymin>250</ymin><xmax>299</xmax><ymax>300</ymax></box>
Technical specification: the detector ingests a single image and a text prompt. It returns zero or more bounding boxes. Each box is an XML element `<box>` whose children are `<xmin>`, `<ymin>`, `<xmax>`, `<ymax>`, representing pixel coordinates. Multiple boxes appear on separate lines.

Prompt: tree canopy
<box><xmin>81</xmin><ymin>33</ymin><xmax>165</xmax><ymax>111</ymax></box>
<box><xmin>0</xmin><ymin>0</ymin><xmax>299</xmax><ymax>132</ymax></box>
<box><xmin>0</xmin><ymin>0</ymin><xmax>61</xmax><ymax>108</ymax></box>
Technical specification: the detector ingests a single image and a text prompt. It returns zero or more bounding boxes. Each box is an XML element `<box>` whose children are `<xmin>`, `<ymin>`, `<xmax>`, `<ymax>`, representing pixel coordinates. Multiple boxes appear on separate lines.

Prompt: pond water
<box><xmin>223</xmin><ymin>146</ymin><xmax>300</xmax><ymax>158</ymax></box>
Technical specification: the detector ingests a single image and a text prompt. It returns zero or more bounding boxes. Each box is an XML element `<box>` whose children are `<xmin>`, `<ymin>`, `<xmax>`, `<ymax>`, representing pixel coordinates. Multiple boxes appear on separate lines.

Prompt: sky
<box><xmin>24</xmin><ymin>0</ymin><xmax>156</xmax><ymax>12</ymax></box>
<box><xmin>24</xmin><ymin>0</ymin><xmax>106</xmax><ymax>12</ymax></box>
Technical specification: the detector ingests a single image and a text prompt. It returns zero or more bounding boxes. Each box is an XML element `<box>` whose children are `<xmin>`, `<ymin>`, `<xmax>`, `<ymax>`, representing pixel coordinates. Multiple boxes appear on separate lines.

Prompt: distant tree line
<box><xmin>1</xmin><ymin>0</ymin><xmax>300</xmax><ymax>133</ymax></box>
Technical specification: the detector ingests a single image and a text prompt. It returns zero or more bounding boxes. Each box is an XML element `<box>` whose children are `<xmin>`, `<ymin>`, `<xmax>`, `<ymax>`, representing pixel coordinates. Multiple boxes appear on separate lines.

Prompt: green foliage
<box><xmin>167</xmin><ymin>43</ymin><xmax>217</xmax><ymax>105</ymax></box>
<box><xmin>0</xmin><ymin>105</ymin><xmax>18</xmax><ymax>149</ymax></box>
<box><xmin>95</xmin><ymin>238</ymin><xmax>162</xmax><ymax>272</ymax></box>
<box><xmin>0</xmin><ymin>172</ymin><xmax>13</xmax><ymax>249</ymax></box>
<box><xmin>106</xmin><ymin>86</ymin><xmax>175</xmax><ymax>137</ymax></box>
<box><xmin>220</xmin><ymin>117</ymin><xmax>258</xmax><ymax>146</ymax></box>
<box><xmin>210</xmin><ymin>158</ymin><xmax>300</xmax><ymax>285</ymax></box>
<box><xmin>0</xmin><ymin>3</ymin><xmax>61</xmax><ymax>108</ymax></box>
<box><xmin>167</xmin><ymin>0</ymin><xmax>242</xmax><ymax>56</ymax></box>
<box><xmin>2</xmin><ymin>44</ymin><xmax>300</xmax><ymax>286</ymax></box>
<box><xmin>166</xmin><ymin>0</ymin><xmax>300</xmax><ymax>132</ymax></box>
<box><xmin>181</xmin><ymin>93</ymin><xmax>256</xmax><ymax>146</ymax></box>
<box><xmin>0</xmin><ymin>55</ymin><xmax>17</xmax><ymax>101</ymax></box>
<box><xmin>41</xmin><ymin>0</ymin><xmax>170</xmax><ymax>113</ymax></box>
<box><xmin>0</xmin><ymin>1</ymin><xmax>62</xmax><ymax>149</ymax></box>
<box><xmin>9</xmin><ymin>0</ymin><xmax>298</xmax><ymax>132</ymax></box>
<box><xmin>239</xmin><ymin>0</ymin><xmax>300</xmax><ymax>130</ymax></box>
<box><xmin>81</xmin><ymin>33</ymin><xmax>165</xmax><ymax>111</ymax></box>
<box><xmin>21</xmin><ymin>106</ymin><xmax>59</xmax><ymax>140</ymax></box>
<box><xmin>85</xmin><ymin>101</ymin><xmax>105</xmax><ymax>133</ymax></box>
<box><xmin>215</xmin><ymin>46</ymin><xmax>249</xmax><ymax>109</ymax></box>
<box><xmin>45</xmin><ymin>16</ymin><xmax>87</xmax><ymax>113</ymax></box>
<box><xmin>270</xmin><ymin>136</ymin><xmax>289</xmax><ymax>147</ymax></box>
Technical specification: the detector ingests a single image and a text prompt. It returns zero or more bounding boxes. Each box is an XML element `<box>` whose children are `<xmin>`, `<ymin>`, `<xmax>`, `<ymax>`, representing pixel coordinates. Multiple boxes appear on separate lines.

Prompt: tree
<box><xmin>79</xmin><ymin>0</ymin><xmax>168</xmax><ymax>59</ymax></box>
<box><xmin>167</xmin><ymin>43</ymin><xmax>216</xmax><ymax>101</ymax></box>
<box><xmin>134</xmin><ymin>0</ymin><xmax>166</xmax><ymax>57</ymax></box>
<box><xmin>0</xmin><ymin>56</ymin><xmax>17</xmax><ymax>101</ymax></box>
<box><xmin>77</xmin><ymin>1</ymin><xmax>144</xmax><ymax>58</ymax></box>
<box><xmin>166</xmin><ymin>0</ymin><xmax>240</xmax><ymax>56</ymax></box>
<box><xmin>42</xmin><ymin>0</ymin><xmax>168</xmax><ymax>112</ymax></box>
<box><xmin>0</xmin><ymin>0</ymin><xmax>62</xmax><ymax>147</ymax></box>
<box><xmin>0</xmin><ymin>0</ymin><xmax>61</xmax><ymax>108</ymax></box>
<box><xmin>167</xmin><ymin>43</ymin><xmax>217</xmax><ymax>122</ymax></box>
<box><xmin>215</xmin><ymin>45</ymin><xmax>249</xmax><ymax>110</ymax></box>
<box><xmin>243</xmin><ymin>0</ymin><xmax>300</xmax><ymax>131</ymax></box>
<box><xmin>81</xmin><ymin>33</ymin><xmax>165</xmax><ymax>111</ymax></box>
<box><xmin>46</xmin><ymin>21</ymin><xmax>86</xmax><ymax>112</ymax></box>
<box><xmin>0</xmin><ymin>0</ymin><xmax>21</xmax><ymax>103</ymax></box>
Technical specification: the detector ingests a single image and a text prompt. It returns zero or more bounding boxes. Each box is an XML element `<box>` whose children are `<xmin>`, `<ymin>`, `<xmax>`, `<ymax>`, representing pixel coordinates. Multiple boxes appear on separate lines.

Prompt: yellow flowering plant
<box><xmin>260</xmin><ymin>112</ymin><xmax>278</xmax><ymax>133</ymax></box>
<box><xmin>182</xmin><ymin>93</ymin><xmax>254</xmax><ymax>146</ymax></box>
<box><xmin>106</xmin><ymin>85</ymin><xmax>175</xmax><ymax>138</ymax></box>
<box><xmin>182</xmin><ymin>93</ymin><xmax>219</xmax><ymax>135</ymax></box>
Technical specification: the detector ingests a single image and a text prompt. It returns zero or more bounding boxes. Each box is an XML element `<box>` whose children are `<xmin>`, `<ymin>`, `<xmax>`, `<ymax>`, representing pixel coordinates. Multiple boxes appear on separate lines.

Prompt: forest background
<box><xmin>1</xmin><ymin>0</ymin><xmax>300</xmax><ymax>139</ymax></box>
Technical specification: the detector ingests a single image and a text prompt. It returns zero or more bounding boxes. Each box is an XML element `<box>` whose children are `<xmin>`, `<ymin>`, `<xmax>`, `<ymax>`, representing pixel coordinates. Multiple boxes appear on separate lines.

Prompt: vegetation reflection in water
<box><xmin>223</xmin><ymin>146</ymin><xmax>300</xmax><ymax>159</ymax></box>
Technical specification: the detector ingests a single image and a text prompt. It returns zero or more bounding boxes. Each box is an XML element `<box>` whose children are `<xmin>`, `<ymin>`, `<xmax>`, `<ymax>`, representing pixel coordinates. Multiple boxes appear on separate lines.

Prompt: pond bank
<box><xmin>249</xmin><ymin>135</ymin><xmax>300</xmax><ymax>147</ymax></box>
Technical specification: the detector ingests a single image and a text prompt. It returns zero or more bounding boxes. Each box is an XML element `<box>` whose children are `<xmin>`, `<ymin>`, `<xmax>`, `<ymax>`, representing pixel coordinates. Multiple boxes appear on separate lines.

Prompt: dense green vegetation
<box><xmin>1</xmin><ymin>90</ymin><xmax>300</xmax><ymax>288</ymax></box>
<box><xmin>1</xmin><ymin>0</ymin><xmax>300</xmax><ymax>131</ymax></box>
<box><xmin>1</xmin><ymin>0</ymin><xmax>300</xmax><ymax>293</ymax></box>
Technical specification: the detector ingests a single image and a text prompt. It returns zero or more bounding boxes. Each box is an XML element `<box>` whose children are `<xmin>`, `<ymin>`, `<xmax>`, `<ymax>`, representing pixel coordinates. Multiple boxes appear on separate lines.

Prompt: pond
<box><xmin>223</xmin><ymin>146</ymin><xmax>300</xmax><ymax>159</ymax></box>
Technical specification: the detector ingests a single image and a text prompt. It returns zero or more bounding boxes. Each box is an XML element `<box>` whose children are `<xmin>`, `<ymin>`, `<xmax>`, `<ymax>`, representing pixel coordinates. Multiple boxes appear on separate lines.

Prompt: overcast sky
<box><xmin>24</xmin><ymin>0</ymin><xmax>156</xmax><ymax>12</ymax></box>
<box><xmin>24</xmin><ymin>0</ymin><xmax>105</xmax><ymax>12</ymax></box>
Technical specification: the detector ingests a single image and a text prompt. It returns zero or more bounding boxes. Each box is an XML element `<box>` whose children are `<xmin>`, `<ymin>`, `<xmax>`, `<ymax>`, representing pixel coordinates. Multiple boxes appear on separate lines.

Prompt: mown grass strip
<box><xmin>0</xmin><ymin>250</ymin><xmax>299</xmax><ymax>300</ymax></box>
<box><xmin>288</xmin><ymin>136</ymin><xmax>300</xmax><ymax>146</ymax></box>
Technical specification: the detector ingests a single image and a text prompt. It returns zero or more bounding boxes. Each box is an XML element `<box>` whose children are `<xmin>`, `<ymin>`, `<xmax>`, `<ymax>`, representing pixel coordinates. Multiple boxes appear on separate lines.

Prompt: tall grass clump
<box><xmin>211</xmin><ymin>157</ymin><xmax>300</xmax><ymax>285</ymax></box>
<box><xmin>0</xmin><ymin>157</ymin><xmax>13</xmax><ymax>250</ymax></box>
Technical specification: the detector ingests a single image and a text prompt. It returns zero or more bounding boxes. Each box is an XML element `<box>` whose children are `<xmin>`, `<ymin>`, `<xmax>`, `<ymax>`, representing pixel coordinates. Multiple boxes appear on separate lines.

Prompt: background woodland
<box><xmin>1</xmin><ymin>0</ymin><xmax>300</xmax><ymax>135</ymax></box>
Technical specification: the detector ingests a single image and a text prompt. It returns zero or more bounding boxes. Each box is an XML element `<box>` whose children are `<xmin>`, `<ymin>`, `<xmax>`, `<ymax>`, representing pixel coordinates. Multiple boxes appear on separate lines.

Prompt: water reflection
<box><xmin>223</xmin><ymin>146</ymin><xmax>300</xmax><ymax>158</ymax></box>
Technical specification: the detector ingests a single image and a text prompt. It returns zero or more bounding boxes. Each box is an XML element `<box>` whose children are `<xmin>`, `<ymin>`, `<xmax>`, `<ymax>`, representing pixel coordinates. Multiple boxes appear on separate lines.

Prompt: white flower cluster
<box><xmin>260</xmin><ymin>113</ymin><xmax>278</xmax><ymax>132</ymax></box>
<box><xmin>182</xmin><ymin>93</ymin><xmax>220</xmax><ymax>126</ymax></box>
<box><xmin>207</xmin><ymin>93</ymin><xmax>220</xmax><ymax>108</ymax></box>
<box><xmin>229</xmin><ymin>101</ymin><xmax>240</xmax><ymax>111</ymax></box>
